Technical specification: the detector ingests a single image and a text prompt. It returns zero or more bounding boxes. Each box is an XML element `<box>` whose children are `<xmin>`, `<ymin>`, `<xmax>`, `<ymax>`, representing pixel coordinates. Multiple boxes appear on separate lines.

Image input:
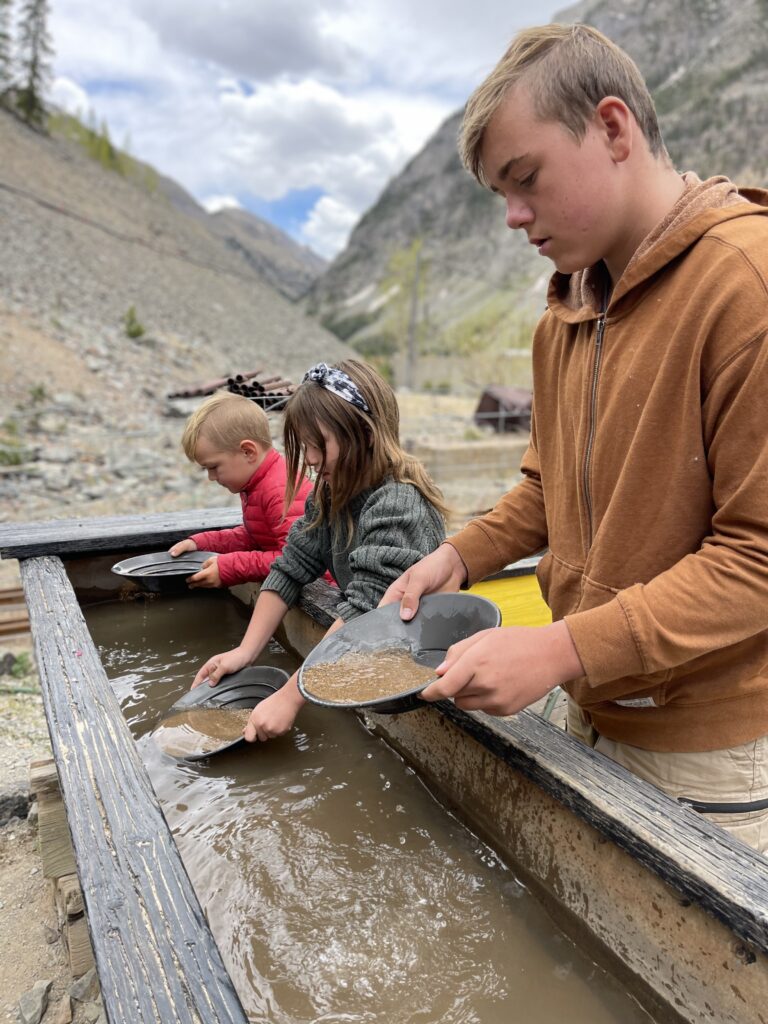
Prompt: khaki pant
<box><xmin>566</xmin><ymin>700</ymin><xmax>768</xmax><ymax>855</ymax></box>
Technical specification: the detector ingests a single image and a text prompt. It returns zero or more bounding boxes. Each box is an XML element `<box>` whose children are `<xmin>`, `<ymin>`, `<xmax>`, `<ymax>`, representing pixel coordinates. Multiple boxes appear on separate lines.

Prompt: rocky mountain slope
<box><xmin>0</xmin><ymin>109</ymin><xmax>346</xmax><ymax>384</ymax></box>
<box><xmin>306</xmin><ymin>0</ymin><xmax>768</xmax><ymax>383</ymax></box>
<box><xmin>0</xmin><ymin>107</ymin><xmax>351</xmax><ymax>525</ymax></box>
<box><xmin>207</xmin><ymin>207</ymin><xmax>326</xmax><ymax>301</ymax></box>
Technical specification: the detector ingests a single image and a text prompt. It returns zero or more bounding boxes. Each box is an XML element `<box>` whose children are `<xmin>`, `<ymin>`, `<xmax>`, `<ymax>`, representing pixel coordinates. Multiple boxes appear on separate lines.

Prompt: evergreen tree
<box><xmin>0</xmin><ymin>0</ymin><xmax>13</xmax><ymax>99</ymax></box>
<box><xmin>16</xmin><ymin>0</ymin><xmax>52</xmax><ymax>127</ymax></box>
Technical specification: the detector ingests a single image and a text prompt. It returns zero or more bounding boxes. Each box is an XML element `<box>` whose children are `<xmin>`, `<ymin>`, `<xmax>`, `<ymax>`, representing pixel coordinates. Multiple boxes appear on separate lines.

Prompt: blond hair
<box><xmin>283</xmin><ymin>358</ymin><xmax>448</xmax><ymax>538</ymax></box>
<box><xmin>181</xmin><ymin>391</ymin><xmax>272</xmax><ymax>461</ymax></box>
<box><xmin>460</xmin><ymin>23</ymin><xmax>667</xmax><ymax>187</ymax></box>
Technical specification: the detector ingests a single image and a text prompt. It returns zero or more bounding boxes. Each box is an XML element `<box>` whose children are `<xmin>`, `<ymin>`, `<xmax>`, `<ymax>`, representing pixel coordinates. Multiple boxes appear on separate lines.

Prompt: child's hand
<box><xmin>169</xmin><ymin>538</ymin><xmax>198</xmax><ymax>557</ymax></box>
<box><xmin>244</xmin><ymin>673</ymin><xmax>305</xmax><ymax>742</ymax></box>
<box><xmin>187</xmin><ymin>556</ymin><xmax>221</xmax><ymax>588</ymax></box>
<box><xmin>191</xmin><ymin>647</ymin><xmax>250</xmax><ymax>688</ymax></box>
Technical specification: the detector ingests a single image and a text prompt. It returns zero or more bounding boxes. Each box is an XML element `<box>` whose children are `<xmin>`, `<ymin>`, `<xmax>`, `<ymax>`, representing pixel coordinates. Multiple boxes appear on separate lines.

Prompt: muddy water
<box><xmin>83</xmin><ymin>593</ymin><xmax>656</xmax><ymax>1024</ymax></box>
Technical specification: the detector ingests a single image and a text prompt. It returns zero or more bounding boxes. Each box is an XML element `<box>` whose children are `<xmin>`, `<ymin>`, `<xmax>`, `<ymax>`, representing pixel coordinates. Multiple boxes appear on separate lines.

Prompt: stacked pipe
<box><xmin>167</xmin><ymin>368</ymin><xmax>264</xmax><ymax>400</ymax></box>
<box><xmin>226</xmin><ymin>373</ymin><xmax>297</xmax><ymax>411</ymax></box>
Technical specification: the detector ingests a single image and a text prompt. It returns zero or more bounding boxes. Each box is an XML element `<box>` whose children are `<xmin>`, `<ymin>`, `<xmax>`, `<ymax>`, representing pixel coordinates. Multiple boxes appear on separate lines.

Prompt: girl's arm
<box><xmin>243</xmin><ymin>616</ymin><xmax>346</xmax><ymax>741</ymax></box>
<box><xmin>191</xmin><ymin>589</ymin><xmax>290</xmax><ymax>687</ymax></box>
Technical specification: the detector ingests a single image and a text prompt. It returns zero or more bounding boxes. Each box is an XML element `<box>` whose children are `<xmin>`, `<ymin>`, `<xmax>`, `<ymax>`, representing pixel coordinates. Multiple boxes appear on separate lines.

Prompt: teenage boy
<box><xmin>383</xmin><ymin>24</ymin><xmax>768</xmax><ymax>852</ymax></box>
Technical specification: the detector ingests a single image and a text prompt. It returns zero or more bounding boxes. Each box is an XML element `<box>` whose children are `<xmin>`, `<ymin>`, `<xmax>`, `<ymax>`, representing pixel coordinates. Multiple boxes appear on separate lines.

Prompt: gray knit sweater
<box><xmin>262</xmin><ymin>479</ymin><xmax>446</xmax><ymax>620</ymax></box>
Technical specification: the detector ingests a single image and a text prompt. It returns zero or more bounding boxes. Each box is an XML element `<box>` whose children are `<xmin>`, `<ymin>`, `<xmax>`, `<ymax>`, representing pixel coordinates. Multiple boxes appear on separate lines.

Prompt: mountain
<box><xmin>0</xmin><ymin>106</ymin><xmax>353</xmax><ymax>525</ymax></box>
<box><xmin>306</xmin><ymin>0</ymin><xmax>768</xmax><ymax>387</ymax></box>
<box><xmin>0</xmin><ymin>107</ymin><xmax>350</xmax><ymax>387</ymax></box>
<box><xmin>207</xmin><ymin>208</ymin><xmax>326</xmax><ymax>301</ymax></box>
<box><xmin>153</xmin><ymin>171</ymin><xmax>326</xmax><ymax>300</ymax></box>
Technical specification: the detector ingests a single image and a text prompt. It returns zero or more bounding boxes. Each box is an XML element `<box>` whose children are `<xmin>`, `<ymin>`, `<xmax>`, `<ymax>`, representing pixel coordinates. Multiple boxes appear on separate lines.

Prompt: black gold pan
<box><xmin>154</xmin><ymin>666</ymin><xmax>290</xmax><ymax>761</ymax></box>
<box><xmin>111</xmin><ymin>550</ymin><xmax>218</xmax><ymax>594</ymax></box>
<box><xmin>297</xmin><ymin>593</ymin><xmax>501</xmax><ymax>715</ymax></box>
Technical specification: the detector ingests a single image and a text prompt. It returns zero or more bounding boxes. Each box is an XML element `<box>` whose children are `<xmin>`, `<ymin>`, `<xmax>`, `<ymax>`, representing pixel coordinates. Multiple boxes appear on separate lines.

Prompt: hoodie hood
<box><xmin>548</xmin><ymin>175</ymin><xmax>768</xmax><ymax>322</ymax></box>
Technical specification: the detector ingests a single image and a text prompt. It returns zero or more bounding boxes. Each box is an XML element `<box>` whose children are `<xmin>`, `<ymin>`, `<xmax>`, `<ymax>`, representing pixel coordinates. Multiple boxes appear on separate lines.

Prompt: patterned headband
<box><xmin>302</xmin><ymin>363</ymin><xmax>371</xmax><ymax>414</ymax></box>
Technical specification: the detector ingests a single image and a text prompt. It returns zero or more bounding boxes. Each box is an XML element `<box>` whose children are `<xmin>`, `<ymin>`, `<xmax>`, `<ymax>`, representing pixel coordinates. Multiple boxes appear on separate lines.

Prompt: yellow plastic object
<box><xmin>469</xmin><ymin>573</ymin><xmax>551</xmax><ymax>628</ymax></box>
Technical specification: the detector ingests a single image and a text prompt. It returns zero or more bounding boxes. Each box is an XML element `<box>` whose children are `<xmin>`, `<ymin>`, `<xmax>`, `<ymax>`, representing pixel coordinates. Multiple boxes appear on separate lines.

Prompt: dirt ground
<box><xmin>0</xmin><ymin>557</ymin><xmax>94</xmax><ymax>1023</ymax></box>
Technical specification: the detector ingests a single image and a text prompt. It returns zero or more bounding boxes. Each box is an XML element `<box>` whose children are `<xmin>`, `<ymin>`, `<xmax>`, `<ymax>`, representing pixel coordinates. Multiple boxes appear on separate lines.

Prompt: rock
<box><xmin>43</xmin><ymin>922</ymin><xmax>59</xmax><ymax>944</ymax></box>
<box><xmin>52</xmin><ymin>995</ymin><xmax>72</xmax><ymax>1024</ymax></box>
<box><xmin>0</xmin><ymin>649</ymin><xmax>17</xmax><ymax>675</ymax></box>
<box><xmin>80</xmin><ymin>1000</ymin><xmax>102</xmax><ymax>1024</ymax></box>
<box><xmin>0</xmin><ymin>790</ymin><xmax>30</xmax><ymax>826</ymax></box>
<box><xmin>27</xmin><ymin>801</ymin><xmax>39</xmax><ymax>826</ymax></box>
<box><xmin>70</xmin><ymin>967</ymin><xmax>99</xmax><ymax>1003</ymax></box>
<box><xmin>17</xmin><ymin>979</ymin><xmax>52</xmax><ymax>1024</ymax></box>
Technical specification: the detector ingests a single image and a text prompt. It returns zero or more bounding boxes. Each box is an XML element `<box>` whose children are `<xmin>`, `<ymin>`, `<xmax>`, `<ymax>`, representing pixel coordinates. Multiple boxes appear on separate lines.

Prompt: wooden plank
<box><xmin>444</xmin><ymin>704</ymin><xmax>768</xmax><ymax>951</ymax></box>
<box><xmin>29</xmin><ymin>758</ymin><xmax>60</xmax><ymax>797</ymax></box>
<box><xmin>38</xmin><ymin>791</ymin><xmax>77</xmax><ymax>879</ymax></box>
<box><xmin>63</xmin><ymin>915</ymin><xmax>95</xmax><ymax>978</ymax></box>
<box><xmin>55</xmin><ymin>873</ymin><xmax>84</xmax><ymax>919</ymax></box>
<box><xmin>0</xmin><ymin>507</ymin><xmax>242</xmax><ymax>560</ymax></box>
<box><xmin>20</xmin><ymin>555</ymin><xmax>247</xmax><ymax>1024</ymax></box>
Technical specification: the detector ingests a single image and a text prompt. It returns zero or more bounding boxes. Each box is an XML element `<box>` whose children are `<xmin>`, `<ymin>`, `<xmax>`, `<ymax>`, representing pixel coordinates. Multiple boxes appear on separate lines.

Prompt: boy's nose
<box><xmin>505</xmin><ymin>196</ymin><xmax>534</xmax><ymax>231</ymax></box>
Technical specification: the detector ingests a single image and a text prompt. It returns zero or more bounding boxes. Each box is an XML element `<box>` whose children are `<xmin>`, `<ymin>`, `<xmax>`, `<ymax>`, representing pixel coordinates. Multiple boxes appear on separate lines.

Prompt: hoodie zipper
<box><xmin>582</xmin><ymin>311</ymin><xmax>606</xmax><ymax>550</ymax></box>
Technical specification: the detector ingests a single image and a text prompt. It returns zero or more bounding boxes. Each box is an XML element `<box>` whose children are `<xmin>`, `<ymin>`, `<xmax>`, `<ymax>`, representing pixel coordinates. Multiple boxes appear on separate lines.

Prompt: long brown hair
<box><xmin>283</xmin><ymin>359</ymin><xmax>448</xmax><ymax>538</ymax></box>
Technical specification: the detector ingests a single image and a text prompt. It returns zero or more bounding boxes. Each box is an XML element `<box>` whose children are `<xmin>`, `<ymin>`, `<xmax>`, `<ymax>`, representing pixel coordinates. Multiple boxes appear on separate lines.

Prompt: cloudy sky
<box><xmin>47</xmin><ymin>1</ymin><xmax>565</xmax><ymax>259</ymax></box>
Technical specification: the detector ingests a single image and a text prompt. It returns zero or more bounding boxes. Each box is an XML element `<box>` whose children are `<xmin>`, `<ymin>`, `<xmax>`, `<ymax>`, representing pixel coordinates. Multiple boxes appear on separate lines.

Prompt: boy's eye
<box><xmin>519</xmin><ymin>171</ymin><xmax>537</xmax><ymax>188</ymax></box>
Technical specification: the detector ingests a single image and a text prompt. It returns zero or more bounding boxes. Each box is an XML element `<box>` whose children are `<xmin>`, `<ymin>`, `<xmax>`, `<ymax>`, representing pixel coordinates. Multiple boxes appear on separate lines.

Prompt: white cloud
<box><xmin>49</xmin><ymin>76</ymin><xmax>90</xmax><ymax>117</ymax></box>
<box><xmin>301</xmin><ymin>195</ymin><xmax>360</xmax><ymax>258</ymax></box>
<box><xmin>47</xmin><ymin>0</ymin><xmax>566</xmax><ymax>256</ymax></box>
<box><xmin>201</xmin><ymin>195</ymin><xmax>243</xmax><ymax>214</ymax></box>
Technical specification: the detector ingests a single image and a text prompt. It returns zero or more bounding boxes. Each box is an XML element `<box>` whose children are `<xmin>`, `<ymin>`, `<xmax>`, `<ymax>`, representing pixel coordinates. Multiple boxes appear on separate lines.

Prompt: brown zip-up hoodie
<box><xmin>450</xmin><ymin>176</ymin><xmax>768</xmax><ymax>752</ymax></box>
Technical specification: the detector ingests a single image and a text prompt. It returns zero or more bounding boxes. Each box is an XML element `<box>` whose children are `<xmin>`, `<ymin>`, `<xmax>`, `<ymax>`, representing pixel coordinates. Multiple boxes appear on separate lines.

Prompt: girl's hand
<box><xmin>169</xmin><ymin>538</ymin><xmax>198</xmax><ymax>557</ymax></box>
<box><xmin>244</xmin><ymin>672</ymin><xmax>305</xmax><ymax>742</ymax></box>
<box><xmin>419</xmin><ymin>620</ymin><xmax>584</xmax><ymax>715</ymax></box>
<box><xmin>191</xmin><ymin>647</ymin><xmax>250</xmax><ymax>688</ymax></box>
<box><xmin>188</xmin><ymin>556</ymin><xmax>221</xmax><ymax>589</ymax></box>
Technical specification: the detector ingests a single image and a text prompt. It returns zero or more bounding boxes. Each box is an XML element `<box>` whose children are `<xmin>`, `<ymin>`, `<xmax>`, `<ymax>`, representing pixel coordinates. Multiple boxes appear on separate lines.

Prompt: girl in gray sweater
<box><xmin>192</xmin><ymin>359</ymin><xmax>447</xmax><ymax>741</ymax></box>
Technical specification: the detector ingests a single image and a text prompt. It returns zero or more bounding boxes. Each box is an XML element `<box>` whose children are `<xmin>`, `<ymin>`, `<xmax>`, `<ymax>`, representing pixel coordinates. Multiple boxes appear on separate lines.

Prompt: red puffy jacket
<box><xmin>190</xmin><ymin>449</ymin><xmax>312</xmax><ymax>587</ymax></box>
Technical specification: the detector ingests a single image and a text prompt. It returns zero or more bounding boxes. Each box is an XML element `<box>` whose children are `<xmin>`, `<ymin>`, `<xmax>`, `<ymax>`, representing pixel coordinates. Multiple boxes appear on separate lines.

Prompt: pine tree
<box><xmin>0</xmin><ymin>0</ymin><xmax>13</xmax><ymax>100</ymax></box>
<box><xmin>16</xmin><ymin>0</ymin><xmax>52</xmax><ymax>127</ymax></box>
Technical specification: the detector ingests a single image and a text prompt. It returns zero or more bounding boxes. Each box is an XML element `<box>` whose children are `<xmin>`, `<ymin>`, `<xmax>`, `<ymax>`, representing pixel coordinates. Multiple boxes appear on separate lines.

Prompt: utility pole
<box><xmin>405</xmin><ymin>244</ymin><xmax>422</xmax><ymax>390</ymax></box>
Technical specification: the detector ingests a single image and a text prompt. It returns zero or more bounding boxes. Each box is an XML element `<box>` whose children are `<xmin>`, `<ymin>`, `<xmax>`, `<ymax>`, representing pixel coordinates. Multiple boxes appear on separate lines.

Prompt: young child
<box><xmin>192</xmin><ymin>358</ymin><xmax>447</xmax><ymax>740</ymax></box>
<box><xmin>383</xmin><ymin>24</ymin><xmax>768</xmax><ymax>852</ymax></box>
<box><xmin>169</xmin><ymin>392</ymin><xmax>313</xmax><ymax>588</ymax></box>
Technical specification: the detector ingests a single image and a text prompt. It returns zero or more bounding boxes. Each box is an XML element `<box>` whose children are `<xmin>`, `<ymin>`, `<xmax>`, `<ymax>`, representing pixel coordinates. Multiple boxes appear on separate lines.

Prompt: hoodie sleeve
<box><xmin>448</xmin><ymin>431</ymin><xmax>549</xmax><ymax>584</ymax></box>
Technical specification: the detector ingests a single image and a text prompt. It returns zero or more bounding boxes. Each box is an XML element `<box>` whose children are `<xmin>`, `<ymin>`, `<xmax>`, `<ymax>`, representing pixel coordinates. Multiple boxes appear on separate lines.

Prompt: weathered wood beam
<box><xmin>20</xmin><ymin>555</ymin><xmax>247</xmax><ymax>1024</ymax></box>
<box><xmin>0</xmin><ymin>508</ymin><xmax>242</xmax><ymax>560</ymax></box>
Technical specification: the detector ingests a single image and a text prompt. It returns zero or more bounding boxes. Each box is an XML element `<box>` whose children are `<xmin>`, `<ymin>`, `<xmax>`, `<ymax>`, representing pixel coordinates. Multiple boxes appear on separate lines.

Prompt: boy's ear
<box><xmin>595</xmin><ymin>96</ymin><xmax>632</xmax><ymax>163</ymax></box>
<box><xmin>240</xmin><ymin>439</ymin><xmax>260</xmax><ymax>460</ymax></box>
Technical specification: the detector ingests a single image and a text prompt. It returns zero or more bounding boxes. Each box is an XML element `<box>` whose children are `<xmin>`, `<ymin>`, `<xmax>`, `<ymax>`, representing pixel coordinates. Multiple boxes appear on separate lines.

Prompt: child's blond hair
<box><xmin>460</xmin><ymin>23</ymin><xmax>668</xmax><ymax>187</ymax></box>
<box><xmin>181</xmin><ymin>392</ymin><xmax>272</xmax><ymax>461</ymax></box>
<box><xmin>283</xmin><ymin>359</ymin><xmax>448</xmax><ymax>539</ymax></box>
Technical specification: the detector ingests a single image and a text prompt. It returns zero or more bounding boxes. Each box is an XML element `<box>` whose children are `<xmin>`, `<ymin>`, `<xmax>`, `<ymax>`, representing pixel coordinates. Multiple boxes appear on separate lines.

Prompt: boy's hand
<box><xmin>187</xmin><ymin>556</ymin><xmax>221</xmax><ymax>589</ymax></box>
<box><xmin>244</xmin><ymin>672</ymin><xmax>305</xmax><ymax>742</ymax></box>
<box><xmin>419</xmin><ymin>620</ymin><xmax>584</xmax><ymax>715</ymax></box>
<box><xmin>169</xmin><ymin>538</ymin><xmax>198</xmax><ymax>557</ymax></box>
<box><xmin>379</xmin><ymin>543</ymin><xmax>468</xmax><ymax>621</ymax></box>
<box><xmin>191</xmin><ymin>646</ymin><xmax>250</xmax><ymax>688</ymax></box>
